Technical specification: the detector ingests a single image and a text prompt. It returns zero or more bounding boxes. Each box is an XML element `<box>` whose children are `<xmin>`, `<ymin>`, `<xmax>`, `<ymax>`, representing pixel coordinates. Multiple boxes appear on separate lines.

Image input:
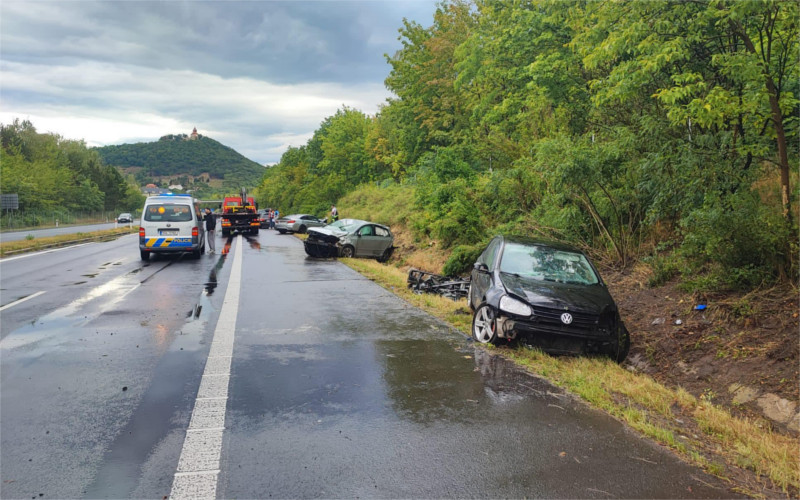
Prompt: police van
<box><xmin>139</xmin><ymin>194</ymin><xmax>206</xmax><ymax>261</ymax></box>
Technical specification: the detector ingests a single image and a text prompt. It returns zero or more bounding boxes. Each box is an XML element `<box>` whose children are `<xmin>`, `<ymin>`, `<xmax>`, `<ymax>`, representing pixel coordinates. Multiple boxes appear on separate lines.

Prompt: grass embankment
<box><xmin>343</xmin><ymin>257</ymin><xmax>799</xmax><ymax>497</ymax></box>
<box><xmin>0</xmin><ymin>227</ymin><xmax>138</xmax><ymax>257</ymax></box>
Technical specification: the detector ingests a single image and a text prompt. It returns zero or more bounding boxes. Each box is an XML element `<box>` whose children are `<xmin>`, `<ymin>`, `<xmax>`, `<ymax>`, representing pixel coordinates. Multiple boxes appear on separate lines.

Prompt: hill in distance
<box><xmin>94</xmin><ymin>131</ymin><xmax>265</xmax><ymax>189</ymax></box>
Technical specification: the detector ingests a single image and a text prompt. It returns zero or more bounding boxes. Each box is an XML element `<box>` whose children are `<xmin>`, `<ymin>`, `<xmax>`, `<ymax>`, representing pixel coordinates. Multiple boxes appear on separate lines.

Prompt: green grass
<box><xmin>0</xmin><ymin>227</ymin><xmax>137</xmax><ymax>257</ymax></box>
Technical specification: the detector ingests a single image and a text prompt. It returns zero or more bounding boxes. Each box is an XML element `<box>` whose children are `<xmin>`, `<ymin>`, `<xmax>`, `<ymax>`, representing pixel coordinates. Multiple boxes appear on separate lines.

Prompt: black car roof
<box><xmin>499</xmin><ymin>235</ymin><xmax>585</xmax><ymax>254</ymax></box>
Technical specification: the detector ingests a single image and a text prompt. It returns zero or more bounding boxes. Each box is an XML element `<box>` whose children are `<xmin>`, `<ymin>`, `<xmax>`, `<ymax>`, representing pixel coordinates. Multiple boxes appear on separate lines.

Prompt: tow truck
<box><xmin>219</xmin><ymin>188</ymin><xmax>259</xmax><ymax>236</ymax></box>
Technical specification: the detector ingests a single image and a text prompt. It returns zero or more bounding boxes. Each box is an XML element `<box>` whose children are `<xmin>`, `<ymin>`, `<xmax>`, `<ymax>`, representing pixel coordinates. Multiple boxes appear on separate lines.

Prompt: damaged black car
<box><xmin>468</xmin><ymin>235</ymin><xmax>630</xmax><ymax>362</ymax></box>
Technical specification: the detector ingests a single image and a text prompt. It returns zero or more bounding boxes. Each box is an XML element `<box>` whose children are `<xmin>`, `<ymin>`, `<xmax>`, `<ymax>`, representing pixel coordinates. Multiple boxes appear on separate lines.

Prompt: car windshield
<box><xmin>327</xmin><ymin>219</ymin><xmax>357</xmax><ymax>231</ymax></box>
<box><xmin>144</xmin><ymin>204</ymin><xmax>193</xmax><ymax>222</ymax></box>
<box><xmin>499</xmin><ymin>242</ymin><xmax>599</xmax><ymax>285</ymax></box>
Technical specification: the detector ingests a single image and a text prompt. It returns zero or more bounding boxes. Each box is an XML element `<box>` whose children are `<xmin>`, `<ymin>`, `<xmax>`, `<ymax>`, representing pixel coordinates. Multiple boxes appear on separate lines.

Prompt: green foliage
<box><xmin>252</xmin><ymin>0</ymin><xmax>797</xmax><ymax>290</ymax></box>
<box><xmin>94</xmin><ymin>134</ymin><xmax>265</xmax><ymax>188</ymax></box>
<box><xmin>443</xmin><ymin>243</ymin><xmax>484</xmax><ymax>276</ymax></box>
<box><xmin>1</xmin><ymin>119</ymin><xmax>143</xmax><ymax>212</ymax></box>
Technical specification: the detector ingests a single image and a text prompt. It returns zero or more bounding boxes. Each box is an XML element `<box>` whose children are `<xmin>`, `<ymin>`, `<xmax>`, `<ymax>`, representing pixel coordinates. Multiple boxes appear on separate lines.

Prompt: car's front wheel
<box><xmin>472</xmin><ymin>303</ymin><xmax>499</xmax><ymax>345</ymax></box>
<box><xmin>341</xmin><ymin>245</ymin><xmax>355</xmax><ymax>258</ymax></box>
<box><xmin>609</xmin><ymin>325</ymin><xmax>631</xmax><ymax>363</ymax></box>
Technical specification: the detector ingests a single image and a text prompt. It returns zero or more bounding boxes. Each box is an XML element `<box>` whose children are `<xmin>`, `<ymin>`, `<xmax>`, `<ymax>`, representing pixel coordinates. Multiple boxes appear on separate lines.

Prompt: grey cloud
<box><xmin>0</xmin><ymin>0</ymin><xmax>436</xmax><ymax>163</ymax></box>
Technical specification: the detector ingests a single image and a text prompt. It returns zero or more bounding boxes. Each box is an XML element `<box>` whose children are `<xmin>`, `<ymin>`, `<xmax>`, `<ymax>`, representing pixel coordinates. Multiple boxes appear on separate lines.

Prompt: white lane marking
<box><xmin>0</xmin><ymin>291</ymin><xmax>46</xmax><ymax>312</ymax></box>
<box><xmin>170</xmin><ymin>235</ymin><xmax>242</xmax><ymax>500</ymax></box>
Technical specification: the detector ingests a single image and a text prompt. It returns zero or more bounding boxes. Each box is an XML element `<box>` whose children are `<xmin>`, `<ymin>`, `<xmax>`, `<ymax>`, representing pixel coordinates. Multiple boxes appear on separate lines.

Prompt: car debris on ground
<box><xmin>407</xmin><ymin>268</ymin><xmax>470</xmax><ymax>301</ymax></box>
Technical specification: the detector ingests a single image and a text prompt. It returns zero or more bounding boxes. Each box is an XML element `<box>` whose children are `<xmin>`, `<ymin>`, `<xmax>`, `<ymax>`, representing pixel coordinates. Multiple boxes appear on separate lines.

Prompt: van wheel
<box><xmin>252</xmin><ymin>227</ymin><xmax>259</xmax><ymax>235</ymax></box>
<box><xmin>192</xmin><ymin>248</ymin><xmax>201</xmax><ymax>259</ymax></box>
<box><xmin>140</xmin><ymin>250</ymin><xmax>150</xmax><ymax>261</ymax></box>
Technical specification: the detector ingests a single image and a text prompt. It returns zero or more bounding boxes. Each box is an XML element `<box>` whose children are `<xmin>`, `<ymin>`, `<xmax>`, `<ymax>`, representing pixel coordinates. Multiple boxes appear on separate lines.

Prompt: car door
<box><xmin>354</xmin><ymin>224</ymin><xmax>380</xmax><ymax>256</ymax></box>
<box><xmin>373</xmin><ymin>225</ymin><xmax>393</xmax><ymax>255</ymax></box>
<box><xmin>470</xmin><ymin>237</ymin><xmax>501</xmax><ymax>308</ymax></box>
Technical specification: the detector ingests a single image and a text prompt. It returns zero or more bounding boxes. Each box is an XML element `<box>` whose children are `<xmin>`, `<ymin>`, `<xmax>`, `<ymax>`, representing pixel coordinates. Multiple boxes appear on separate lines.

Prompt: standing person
<box><xmin>268</xmin><ymin>208</ymin><xmax>275</xmax><ymax>229</ymax></box>
<box><xmin>273</xmin><ymin>208</ymin><xmax>279</xmax><ymax>228</ymax></box>
<box><xmin>330</xmin><ymin>204</ymin><xmax>338</xmax><ymax>222</ymax></box>
<box><xmin>204</xmin><ymin>208</ymin><xmax>216</xmax><ymax>254</ymax></box>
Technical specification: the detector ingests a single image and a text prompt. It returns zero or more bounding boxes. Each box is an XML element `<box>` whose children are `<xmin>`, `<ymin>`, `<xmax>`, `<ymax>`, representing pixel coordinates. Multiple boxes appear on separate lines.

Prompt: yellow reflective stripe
<box><xmin>160</xmin><ymin>239</ymin><xmax>172</xmax><ymax>247</ymax></box>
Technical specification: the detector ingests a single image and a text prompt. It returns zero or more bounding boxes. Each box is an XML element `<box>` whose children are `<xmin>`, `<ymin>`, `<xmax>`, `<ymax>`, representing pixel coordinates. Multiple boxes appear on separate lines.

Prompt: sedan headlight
<box><xmin>499</xmin><ymin>295</ymin><xmax>532</xmax><ymax>317</ymax></box>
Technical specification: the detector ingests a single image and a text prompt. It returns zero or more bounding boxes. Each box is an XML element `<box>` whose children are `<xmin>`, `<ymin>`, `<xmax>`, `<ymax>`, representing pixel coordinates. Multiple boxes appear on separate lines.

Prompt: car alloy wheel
<box><xmin>341</xmin><ymin>245</ymin><xmax>355</xmax><ymax>258</ymax></box>
<box><xmin>472</xmin><ymin>303</ymin><xmax>498</xmax><ymax>344</ymax></box>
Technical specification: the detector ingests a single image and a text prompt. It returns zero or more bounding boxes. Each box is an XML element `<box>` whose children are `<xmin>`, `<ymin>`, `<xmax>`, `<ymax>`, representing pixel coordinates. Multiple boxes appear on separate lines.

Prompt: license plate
<box><xmin>159</xmin><ymin>229</ymin><xmax>179</xmax><ymax>236</ymax></box>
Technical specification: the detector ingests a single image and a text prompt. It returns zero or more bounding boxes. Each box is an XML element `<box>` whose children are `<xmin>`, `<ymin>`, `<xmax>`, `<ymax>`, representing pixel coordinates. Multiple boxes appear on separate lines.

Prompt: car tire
<box><xmin>472</xmin><ymin>303</ymin><xmax>499</xmax><ymax>345</ymax></box>
<box><xmin>278</xmin><ymin>229</ymin><xmax>287</xmax><ymax>234</ymax></box>
<box><xmin>609</xmin><ymin>325</ymin><xmax>631</xmax><ymax>363</ymax></box>
<box><xmin>377</xmin><ymin>247</ymin><xmax>393</xmax><ymax>263</ymax></box>
<box><xmin>252</xmin><ymin>227</ymin><xmax>259</xmax><ymax>235</ymax></box>
<box><xmin>222</xmin><ymin>229</ymin><xmax>230</xmax><ymax>237</ymax></box>
<box><xmin>192</xmin><ymin>248</ymin><xmax>201</xmax><ymax>259</ymax></box>
<box><xmin>298</xmin><ymin>225</ymin><xmax>307</xmax><ymax>234</ymax></box>
<box><xmin>341</xmin><ymin>245</ymin><xmax>355</xmax><ymax>258</ymax></box>
<box><xmin>140</xmin><ymin>250</ymin><xmax>150</xmax><ymax>261</ymax></box>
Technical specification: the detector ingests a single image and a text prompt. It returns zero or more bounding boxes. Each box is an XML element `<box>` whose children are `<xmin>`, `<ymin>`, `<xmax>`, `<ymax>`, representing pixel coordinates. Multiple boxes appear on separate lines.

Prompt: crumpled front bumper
<box><xmin>304</xmin><ymin>235</ymin><xmax>340</xmax><ymax>257</ymax></box>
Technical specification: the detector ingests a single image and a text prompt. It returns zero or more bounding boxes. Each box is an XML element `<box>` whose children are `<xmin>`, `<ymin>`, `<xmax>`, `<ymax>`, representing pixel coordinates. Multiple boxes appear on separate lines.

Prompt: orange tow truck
<box><xmin>220</xmin><ymin>188</ymin><xmax>259</xmax><ymax>236</ymax></box>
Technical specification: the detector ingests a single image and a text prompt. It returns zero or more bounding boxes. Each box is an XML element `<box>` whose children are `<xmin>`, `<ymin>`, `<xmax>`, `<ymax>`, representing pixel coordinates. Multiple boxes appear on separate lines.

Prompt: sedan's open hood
<box><xmin>499</xmin><ymin>272</ymin><xmax>615</xmax><ymax>314</ymax></box>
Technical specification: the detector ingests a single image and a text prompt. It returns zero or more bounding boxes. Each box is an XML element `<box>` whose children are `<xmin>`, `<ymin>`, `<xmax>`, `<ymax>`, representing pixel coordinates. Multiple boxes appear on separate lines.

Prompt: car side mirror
<box><xmin>474</xmin><ymin>262</ymin><xmax>489</xmax><ymax>273</ymax></box>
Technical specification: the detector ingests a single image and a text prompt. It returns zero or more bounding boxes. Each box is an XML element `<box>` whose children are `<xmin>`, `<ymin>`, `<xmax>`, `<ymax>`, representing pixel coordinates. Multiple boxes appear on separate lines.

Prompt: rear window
<box><xmin>144</xmin><ymin>204</ymin><xmax>193</xmax><ymax>222</ymax></box>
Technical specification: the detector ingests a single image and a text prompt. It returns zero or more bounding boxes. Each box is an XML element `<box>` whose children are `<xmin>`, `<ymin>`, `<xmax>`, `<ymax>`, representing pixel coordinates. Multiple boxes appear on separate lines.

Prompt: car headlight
<box><xmin>499</xmin><ymin>295</ymin><xmax>532</xmax><ymax>316</ymax></box>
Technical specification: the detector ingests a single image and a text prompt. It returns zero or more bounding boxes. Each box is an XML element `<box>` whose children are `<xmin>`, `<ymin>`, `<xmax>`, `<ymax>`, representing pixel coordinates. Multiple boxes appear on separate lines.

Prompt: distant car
<box><xmin>258</xmin><ymin>210</ymin><xmax>270</xmax><ymax>228</ymax></box>
<box><xmin>275</xmin><ymin>214</ymin><xmax>326</xmax><ymax>234</ymax></box>
<box><xmin>467</xmin><ymin>235</ymin><xmax>629</xmax><ymax>362</ymax></box>
<box><xmin>117</xmin><ymin>213</ymin><xmax>133</xmax><ymax>223</ymax></box>
<box><xmin>304</xmin><ymin>219</ymin><xmax>394</xmax><ymax>262</ymax></box>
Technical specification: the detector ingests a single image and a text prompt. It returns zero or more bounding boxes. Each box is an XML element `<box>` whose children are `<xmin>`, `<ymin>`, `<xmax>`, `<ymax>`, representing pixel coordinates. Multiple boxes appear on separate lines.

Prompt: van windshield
<box><xmin>144</xmin><ymin>204</ymin><xmax>193</xmax><ymax>222</ymax></box>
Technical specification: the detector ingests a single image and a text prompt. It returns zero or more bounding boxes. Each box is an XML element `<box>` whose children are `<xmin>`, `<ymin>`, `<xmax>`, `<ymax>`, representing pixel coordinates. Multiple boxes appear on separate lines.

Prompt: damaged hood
<box><xmin>499</xmin><ymin>272</ymin><xmax>615</xmax><ymax>314</ymax></box>
<box><xmin>307</xmin><ymin>227</ymin><xmax>347</xmax><ymax>244</ymax></box>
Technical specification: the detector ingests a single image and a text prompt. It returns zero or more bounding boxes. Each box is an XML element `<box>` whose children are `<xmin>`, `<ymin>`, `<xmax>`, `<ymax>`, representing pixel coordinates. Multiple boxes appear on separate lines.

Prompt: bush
<box><xmin>443</xmin><ymin>243</ymin><xmax>485</xmax><ymax>276</ymax></box>
<box><xmin>679</xmin><ymin>190</ymin><xmax>792</xmax><ymax>290</ymax></box>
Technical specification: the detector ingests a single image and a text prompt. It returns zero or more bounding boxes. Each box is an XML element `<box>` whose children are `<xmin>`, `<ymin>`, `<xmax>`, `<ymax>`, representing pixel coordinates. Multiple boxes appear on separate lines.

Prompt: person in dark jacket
<box><xmin>204</xmin><ymin>208</ymin><xmax>216</xmax><ymax>254</ymax></box>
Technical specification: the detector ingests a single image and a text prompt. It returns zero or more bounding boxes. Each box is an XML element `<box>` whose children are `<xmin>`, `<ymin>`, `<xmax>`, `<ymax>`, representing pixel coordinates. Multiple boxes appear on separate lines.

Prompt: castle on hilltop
<box><xmin>190</xmin><ymin>127</ymin><xmax>199</xmax><ymax>140</ymax></box>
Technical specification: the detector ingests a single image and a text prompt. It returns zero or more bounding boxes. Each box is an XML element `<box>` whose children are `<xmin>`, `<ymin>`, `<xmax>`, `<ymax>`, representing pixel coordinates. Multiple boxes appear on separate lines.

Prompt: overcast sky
<box><xmin>0</xmin><ymin>1</ymin><xmax>437</xmax><ymax>165</ymax></box>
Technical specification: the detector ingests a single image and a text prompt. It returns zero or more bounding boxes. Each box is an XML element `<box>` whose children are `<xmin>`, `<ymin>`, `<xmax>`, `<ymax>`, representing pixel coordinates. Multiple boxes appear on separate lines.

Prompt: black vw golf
<box><xmin>468</xmin><ymin>235</ymin><xmax>630</xmax><ymax>362</ymax></box>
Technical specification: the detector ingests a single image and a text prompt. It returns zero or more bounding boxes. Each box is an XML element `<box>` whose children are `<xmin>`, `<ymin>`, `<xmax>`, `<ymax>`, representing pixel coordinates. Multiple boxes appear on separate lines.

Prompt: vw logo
<box><xmin>166</xmin><ymin>223</ymin><xmax>171</xmax><ymax>227</ymax></box>
<box><xmin>560</xmin><ymin>312</ymin><xmax>573</xmax><ymax>325</ymax></box>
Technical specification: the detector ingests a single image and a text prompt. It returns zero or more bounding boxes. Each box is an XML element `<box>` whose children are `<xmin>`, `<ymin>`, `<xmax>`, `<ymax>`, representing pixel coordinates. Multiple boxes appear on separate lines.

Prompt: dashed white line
<box><xmin>0</xmin><ymin>291</ymin><xmax>46</xmax><ymax>312</ymax></box>
<box><xmin>170</xmin><ymin>235</ymin><xmax>243</xmax><ymax>500</ymax></box>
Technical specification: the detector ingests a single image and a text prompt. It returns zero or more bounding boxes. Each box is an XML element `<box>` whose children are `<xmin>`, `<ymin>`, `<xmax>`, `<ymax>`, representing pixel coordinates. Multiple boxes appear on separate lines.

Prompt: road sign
<box><xmin>1</xmin><ymin>194</ymin><xmax>19</xmax><ymax>210</ymax></box>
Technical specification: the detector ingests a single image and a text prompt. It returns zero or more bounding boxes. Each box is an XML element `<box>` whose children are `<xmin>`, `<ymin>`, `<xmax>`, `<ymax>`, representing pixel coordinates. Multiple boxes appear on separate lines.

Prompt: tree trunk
<box><xmin>730</xmin><ymin>19</ymin><xmax>792</xmax><ymax>224</ymax></box>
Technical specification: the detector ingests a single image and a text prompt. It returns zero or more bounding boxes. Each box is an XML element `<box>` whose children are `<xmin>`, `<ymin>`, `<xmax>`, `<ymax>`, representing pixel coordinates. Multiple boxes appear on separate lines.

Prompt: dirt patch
<box><xmin>604</xmin><ymin>266</ymin><xmax>799</xmax><ymax>435</ymax></box>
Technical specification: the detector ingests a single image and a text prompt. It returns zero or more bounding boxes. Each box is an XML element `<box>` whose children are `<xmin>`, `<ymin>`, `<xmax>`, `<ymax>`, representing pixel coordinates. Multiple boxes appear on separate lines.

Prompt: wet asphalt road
<box><xmin>0</xmin><ymin>230</ymin><xmax>740</xmax><ymax>499</ymax></box>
